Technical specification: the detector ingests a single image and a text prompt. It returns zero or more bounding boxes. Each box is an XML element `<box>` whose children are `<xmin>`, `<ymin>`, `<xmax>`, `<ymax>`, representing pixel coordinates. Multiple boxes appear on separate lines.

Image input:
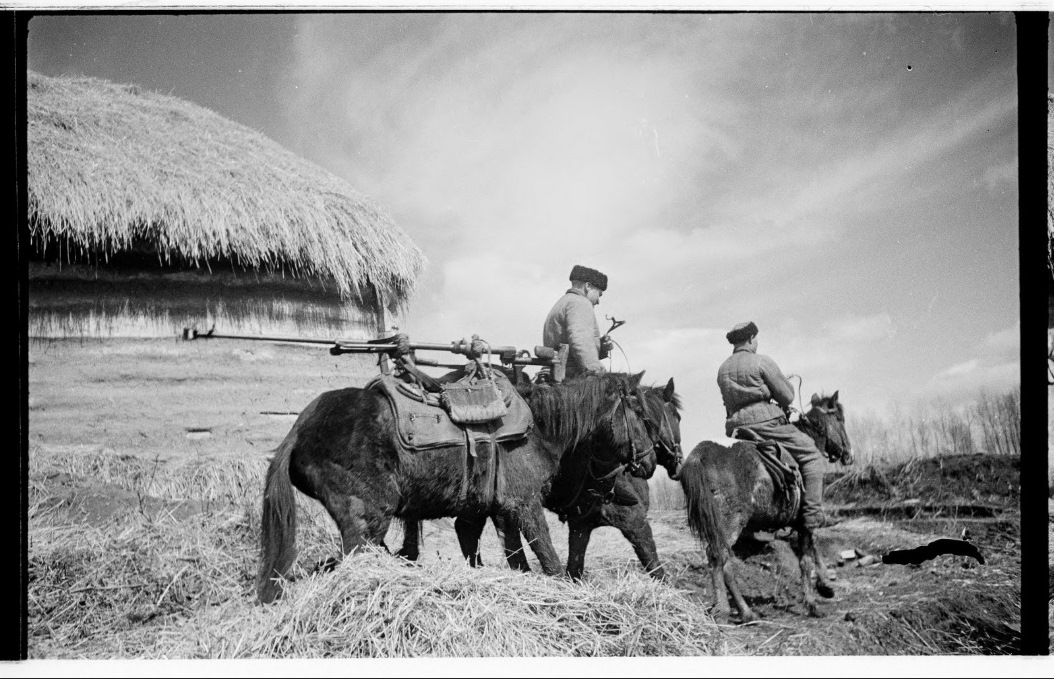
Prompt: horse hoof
<box><xmin>395</xmin><ymin>549</ymin><xmax>419</xmax><ymax>563</ymax></box>
<box><xmin>817</xmin><ymin>583</ymin><xmax>836</xmax><ymax>599</ymax></box>
<box><xmin>708</xmin><ymin>606</ymin><xmax>732</xmax><ymax>624</ymax></box>
<box><xmin>807</xmin><ymin>604</ymin><xmax>825</xmax><ymax>618</ymax></box>
<box><xmin>737</xmin><ymin>611</ymin><xmax>757</xmax><ymax>625</ymax></box>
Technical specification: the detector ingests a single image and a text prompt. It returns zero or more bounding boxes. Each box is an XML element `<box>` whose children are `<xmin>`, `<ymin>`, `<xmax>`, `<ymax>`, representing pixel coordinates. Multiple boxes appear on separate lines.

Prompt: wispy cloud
<box><xmin>277</xmin><ymin>13</ymin><xmax>1019</xmax><ymax>431</ymax></box>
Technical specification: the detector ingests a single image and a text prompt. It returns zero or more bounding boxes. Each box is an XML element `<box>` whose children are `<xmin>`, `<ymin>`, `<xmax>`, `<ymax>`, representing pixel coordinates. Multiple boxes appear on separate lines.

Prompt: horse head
<box><xmin>524</xmin><ymin>371</ymin><xmax>656</xmax><ymax>478</ymax></box>
<box><xmin>613</xmin><ymin>372</ymin><xmax>658</xmax><ymax>479</ymax></box>
<box><xmin>803</xmin><ymin>390</ymin><xmax>853</xmax><ymax>466</ymax></box>
<box><xmin>640</xmin><ymin>377</ymin><xmax>683</xmax><ymax>480</ymax></box>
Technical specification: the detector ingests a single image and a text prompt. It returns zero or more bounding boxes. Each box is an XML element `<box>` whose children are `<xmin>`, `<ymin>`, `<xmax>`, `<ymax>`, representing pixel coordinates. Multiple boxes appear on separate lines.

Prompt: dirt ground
<box><xmin>27</xmin><ymin>337</ymin><xmax>1023</xmax><ymax>656</ymax></box>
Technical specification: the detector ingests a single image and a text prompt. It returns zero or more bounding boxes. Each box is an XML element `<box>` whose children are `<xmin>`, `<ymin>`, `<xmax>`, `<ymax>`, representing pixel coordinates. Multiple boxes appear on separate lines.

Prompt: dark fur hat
<box><xmin>726</xmin><ymin>321</ymin><xmax>758</xmax><ymax>344</ymax></box>
<box><xmin>569</xmin><ymin>265</ymin><xmax>608</xmax><ymax>291</ymax></box>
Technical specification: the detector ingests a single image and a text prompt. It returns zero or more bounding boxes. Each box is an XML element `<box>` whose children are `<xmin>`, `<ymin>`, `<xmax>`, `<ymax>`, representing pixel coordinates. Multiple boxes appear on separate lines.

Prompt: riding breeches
<box><xmin>736</xmin><ymin>418</ymin><xmax>825</xmax><ymax>529</ymax></box>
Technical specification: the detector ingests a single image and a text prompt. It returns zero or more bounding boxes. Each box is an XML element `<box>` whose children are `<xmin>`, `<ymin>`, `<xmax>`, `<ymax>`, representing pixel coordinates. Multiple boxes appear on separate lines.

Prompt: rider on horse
<box><xmin>717</xmin><ymin>321</ymin><xmax>827</xmax><ymax>530</ymax></box>
<box><xmin>543</xmin><ymin>265</ymin><xmax>639</xmax><ymax>507</ymax></box>
<box><xmin>543</xmin><ymin>264</ymin><xmax>615</xmax><ymax>379</ymax></box>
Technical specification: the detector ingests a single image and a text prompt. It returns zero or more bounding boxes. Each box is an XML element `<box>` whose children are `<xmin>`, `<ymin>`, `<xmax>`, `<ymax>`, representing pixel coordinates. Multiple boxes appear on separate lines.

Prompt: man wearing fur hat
<box><xmin>717</xmin><ymin>321</ymin><xmax>826</xmax><ymax>529</ymax></box>
<box><xmin>543</xmin><ymin>265</ymin><xmax>614</xmax><ymax>379</ymax></box>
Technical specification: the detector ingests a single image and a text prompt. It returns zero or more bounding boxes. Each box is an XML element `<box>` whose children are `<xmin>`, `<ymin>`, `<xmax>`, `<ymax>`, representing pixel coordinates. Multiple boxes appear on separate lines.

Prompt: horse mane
<box><xmin>526</xmin><ymin>373</ymin><xmax>633</xmax><ymax>449</ymax></box>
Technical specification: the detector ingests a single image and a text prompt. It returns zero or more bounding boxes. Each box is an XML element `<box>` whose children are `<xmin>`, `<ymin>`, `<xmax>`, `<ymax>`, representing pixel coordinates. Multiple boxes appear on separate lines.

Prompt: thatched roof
<box><xmin>27</xmin><ymin>70</ymin><xmax>426</xmax><ymax>306</ymax></box>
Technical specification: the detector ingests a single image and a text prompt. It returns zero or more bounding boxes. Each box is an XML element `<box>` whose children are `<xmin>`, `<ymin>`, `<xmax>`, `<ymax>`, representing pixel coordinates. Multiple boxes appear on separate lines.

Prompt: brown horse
<box><xmin>401</xmin><ymin>378</ymin><xmax>682</xmax><ymax>581</ymax></box>
<box><xmin>256</xmin><ymin>371</ymin><xmax>654</xmax><ymax>603</ymax></box>
<box><xmin>500</xmin><ymin>379</ymin><xmax>682</xmax><ymax>580</ymax></box>
<box><xmin>677</xmin><ymin>392</ymin><xmax>853</xmax><ymax>622</ymax></box>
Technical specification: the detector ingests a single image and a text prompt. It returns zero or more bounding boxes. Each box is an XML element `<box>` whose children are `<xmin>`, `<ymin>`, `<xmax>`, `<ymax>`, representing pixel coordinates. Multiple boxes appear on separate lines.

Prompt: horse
<box><xmin>676</xmin><ymin>391</ymin><xmax>854</xmax><ymax>622</ymax></box>
<box><xmin>400</xmin><ymin>377</ymin><xmax>682</xmax><ymax>581</ymax></box>
<box><xmin>255</xmin><ymin>370</ymin><xmax>655</xmax><ymax>603</ymax></box>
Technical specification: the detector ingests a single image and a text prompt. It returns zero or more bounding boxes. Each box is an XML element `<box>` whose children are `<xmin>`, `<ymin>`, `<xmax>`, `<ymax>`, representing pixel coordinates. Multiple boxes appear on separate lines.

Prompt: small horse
<box><xmin>408</xmin><ymin>378</ymin><xmax>682</xmax><ymax>581</ymax></box>
<box><xmin>498</xmin><ymin>378</ymin><xmax>682</xmax><ymax>580</ymax></box>
<box><xmin>393</xmin><ymin>373</ymin><xmax>661</xmax><ymax>569</ymax></box>
<box><xmin>677</xmin><ymin>392</ymin><xmax>853</xmax><ymax>622</ymax></box>
<box><xmin>256</xmin><ymin>371</ymin><xmax>654</xmax><ymax>603</ymax></box>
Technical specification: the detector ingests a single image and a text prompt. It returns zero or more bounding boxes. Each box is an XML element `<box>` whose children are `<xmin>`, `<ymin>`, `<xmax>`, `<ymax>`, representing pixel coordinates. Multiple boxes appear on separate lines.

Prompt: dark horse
<box><xmin>677</xmin><ymin>392</ymin><xmax>853</xmax><ymax>622</ymax></box>
<box><xmin>256</xmin><ymin>371</ymin><xmax>655</xmax><ymax>603</ymax></box>
<box><xmin>399</xmin><ymin>377</ymin><xmax>682</xmax><ymax>581</ymax></box>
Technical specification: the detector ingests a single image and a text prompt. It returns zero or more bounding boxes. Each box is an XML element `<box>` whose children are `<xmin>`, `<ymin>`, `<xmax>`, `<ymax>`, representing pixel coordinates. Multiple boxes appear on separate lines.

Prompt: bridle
<box><xmin>554</xmin><ymin>382</ymin><xmax>653</xmax><ymax>521</ymax></box>
<box><xmin>616</xmin><ymin>383</ymin><xmax>654</xmax><ymax>477</ymax></box>
<box><xmin>648</xmin><ymin>395</ymin><xmax>683</xmax><ymax>471</ymax></box>
<box><xmin>803</xmin><ymin>405</ymin><xmax>853</xmax><ymax>465</ymax></box>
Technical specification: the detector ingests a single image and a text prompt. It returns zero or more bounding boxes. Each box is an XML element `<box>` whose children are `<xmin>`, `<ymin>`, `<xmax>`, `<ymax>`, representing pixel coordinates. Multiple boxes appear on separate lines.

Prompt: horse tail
<box><xmin>256</xmin><ymin>432</ymin><xmax>298</xmax><ymax>604</ymax></box>
<box><xmin>678</xmin><ymin>449</ymin><xmax>730</xmax><ymax>562</ymax></box>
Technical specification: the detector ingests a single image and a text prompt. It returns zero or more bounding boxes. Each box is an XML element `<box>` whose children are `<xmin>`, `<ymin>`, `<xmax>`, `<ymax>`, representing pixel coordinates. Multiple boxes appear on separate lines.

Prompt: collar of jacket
<box><xmin>565</xmin><ymin>288</ymin><xmax>588</xmax><ymax>299</ymax></box>
<box><xmin>733</xmin><ymin>345</ymin><xmax>757</xmax><ymax>354</ymax></box>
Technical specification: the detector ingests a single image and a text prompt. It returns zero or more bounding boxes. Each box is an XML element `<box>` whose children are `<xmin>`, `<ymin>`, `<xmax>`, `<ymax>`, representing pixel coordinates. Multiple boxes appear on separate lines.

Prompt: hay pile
<box><xmin>29</xmin><ymin>446</ymin><xmax>729</xmax><ymax>659</ymax></box>
<box><xmin>27</xmin><ymin>70</ymin><xmax>426</xmax><ymax>306</ymax></box>
<box><xmin>180</xmin><ymin>550</ymin><xmax>727</xmax><ymax>658</ymax></box>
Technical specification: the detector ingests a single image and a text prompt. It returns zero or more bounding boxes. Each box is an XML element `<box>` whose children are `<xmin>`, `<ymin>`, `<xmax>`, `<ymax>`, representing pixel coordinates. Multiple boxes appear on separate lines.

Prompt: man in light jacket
<box><xmin>543</xmin><ymin>265</ymin><xmax>614</xmax><ymax>379</ymax></box>
<box><xmin>717</xmin><ymin>321</ymin><xmax>826</xmax><ymax>529</ymax></box>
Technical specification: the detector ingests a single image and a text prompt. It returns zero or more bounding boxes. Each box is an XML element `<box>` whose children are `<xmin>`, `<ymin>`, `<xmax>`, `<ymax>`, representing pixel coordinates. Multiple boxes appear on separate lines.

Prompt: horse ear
<box><xmin>810</xmin><ymin>393</ymin><xmax>821</xmax><ymax>406</ymax></box>
<box><xmin>663</xmin><ymin>377</ymin><xmax>675</xmax><ymax>402</ymax></box>
<box><xmin>831</xmin><ymin>390</ymin><xmax>839</xmax><ymax>403</ymax></box>
<box><xmin>629</xmin><ymin>371</ymin><xmax>645</xmax><ymax>389</ymax></box>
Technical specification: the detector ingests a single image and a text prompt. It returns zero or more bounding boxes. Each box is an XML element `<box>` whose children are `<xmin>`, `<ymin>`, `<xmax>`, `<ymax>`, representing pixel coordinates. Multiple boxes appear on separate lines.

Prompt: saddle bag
<box><xmin>441</xmin><ymin>379</ymin><xmax>509</xmax><ymax>424</ymax></box>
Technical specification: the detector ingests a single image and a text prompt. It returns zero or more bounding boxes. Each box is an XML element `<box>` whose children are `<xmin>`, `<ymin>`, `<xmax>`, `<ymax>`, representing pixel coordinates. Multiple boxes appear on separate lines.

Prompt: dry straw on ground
<box><xmin>27</xmin><ymin>70</ymin><xmax>426</xmax><ymax>306</ymax></box>
<box><xmin>29</xmin><ymin>446</ymin><xmax>731</xmax><ymax>659</ymax></box>
<box><xmin>182</xmin><ymin>550</ymin><xmax>728</xmax><ymax>658</ymax></box>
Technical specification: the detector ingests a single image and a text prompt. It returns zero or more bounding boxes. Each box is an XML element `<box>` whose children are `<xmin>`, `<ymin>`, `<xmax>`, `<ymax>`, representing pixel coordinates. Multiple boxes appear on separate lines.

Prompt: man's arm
<box><xmin>565</xmin><ymin>299</ymin><xmax>606</xmax><ymax>373</ymax></box>
<box><xmin>758</xmin><ymin>355</ymin><xmax>795</xmax><ymax>408</ymax></box>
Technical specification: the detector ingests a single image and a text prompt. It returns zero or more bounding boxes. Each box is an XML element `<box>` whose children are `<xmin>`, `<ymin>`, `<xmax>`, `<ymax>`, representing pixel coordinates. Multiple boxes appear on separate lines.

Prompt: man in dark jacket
<box><xmin>543</xmin><ymin>265</ymin><xmax>614</xmax><ymax>379</ymax></box>
<box><xmin>716</xmin><ymin>321</ymin><xmax>826</xmax><ymax>529</ymax></box>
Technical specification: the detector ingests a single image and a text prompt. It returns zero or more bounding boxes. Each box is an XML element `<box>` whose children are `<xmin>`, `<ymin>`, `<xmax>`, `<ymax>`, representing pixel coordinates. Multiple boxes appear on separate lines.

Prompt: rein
<box><xmin>787</xmin><ymin>373</ymin><xmax>804</xmax><ymax>418</ymax></box>
<box><xmin>648</xmin><ymin>395</ymin><xmax>682</xmax><ymax>468</ymax></box>
<box><xmin>553</xmin><ymin>384</ymin><xmax>649</xmax><ymax>521</ymax></box>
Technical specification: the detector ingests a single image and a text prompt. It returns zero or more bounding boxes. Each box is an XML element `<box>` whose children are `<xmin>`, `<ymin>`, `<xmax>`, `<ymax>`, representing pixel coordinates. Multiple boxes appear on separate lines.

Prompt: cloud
<box><xmin>826</xmin><ymin>312</ymin><xmax>896</xmax><ymax>344</ymax></box>
<box><xmin>277</xmin><ymin>14</ymin><xmax>1020</xmax><ymax>437</ymax></box>
<box><xmin>925</xmin><ymin>359</ymin><xmax>1018</xmax><ymax>395</ymax></box>
<box><xmin>982</xmin><ymin>320</ymin><xmax>1019</xmax><ymax>353</ymax></box>
<box><xmin>934</xmin><ymin>358</ymin><xmax>979</xmax><ymax>379</ymax></box>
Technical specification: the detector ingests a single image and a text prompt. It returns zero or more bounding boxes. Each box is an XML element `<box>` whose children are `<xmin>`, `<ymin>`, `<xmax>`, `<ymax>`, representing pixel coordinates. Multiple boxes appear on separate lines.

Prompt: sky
<box><xmin>26</xmin><ymin>11</ymin><xmax>1024</xmax><ymax>450</ymax></box>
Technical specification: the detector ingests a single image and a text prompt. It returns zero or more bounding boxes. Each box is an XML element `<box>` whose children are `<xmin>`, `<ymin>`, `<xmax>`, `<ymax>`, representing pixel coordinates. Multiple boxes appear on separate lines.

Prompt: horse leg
<box><xmin>566</xmin><ymin>518</ymin><xmax>594</xmax><ymax>581</ymax></box>
<box><xmin>454</xmin><ymin>511</ymin><xmax>489</xmax><ymax>568</ymax></box>
<box><xmin>722</xmin><ymin>558</ymin><xmax>756</xmax><ymax>624</ymax></box>
<box><xmin>716</xmin><ymin>514</ymin><xmax>755</xmax><ymax>624</ymax></box>
<box><xmin>805</xmin><ymin>526</ymin><xmax>836</xmax><ymax>599</ymax></box>
<box><xmin>516</xmin><ymin>499</ymin><xmax>564</xmax><ymax>576</ymax></box>
<box><xmin>794</xmin><ymin>527</ymin><xmax>829</xmax><ymax>617</ymax></box>
<box><xmin>611</xmin><ymin>507</ymin><xmax>667</xmax><ymax>582</ymax></box>
<box><xmin>493</xmin><ymin>512</ymin><xmax>531</xmax><ymax>572</ymax></box>
<box><xmin>396</xmin><ymin>519</ymin><xmax>421</xmax><ymax>562</ymax></box>
<box><xmin>307</xmin><ymin>463</ymin><xmax>389</xmax><ymax>574</ymax></box>
<box><xmin>706</xmin><ymin>543</ymin><xmax>733</xmax><ymax>623</ymax></box>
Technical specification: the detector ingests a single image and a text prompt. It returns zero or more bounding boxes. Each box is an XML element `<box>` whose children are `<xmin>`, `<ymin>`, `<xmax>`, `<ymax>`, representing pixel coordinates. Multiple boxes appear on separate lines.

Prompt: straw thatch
<box><xmin>27</xmin><ymin>70</ymin><xmax>426</xmax><ymax>307</ymax></box>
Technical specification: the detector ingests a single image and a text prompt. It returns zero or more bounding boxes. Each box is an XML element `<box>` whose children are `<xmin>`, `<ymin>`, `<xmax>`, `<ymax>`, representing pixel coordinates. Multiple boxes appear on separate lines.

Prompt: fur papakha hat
<box><xmin>726</xmin><ymin>321</ymin><xmax>758</xmax><ymax>344</ymax></box>
<box><xmin>569</xmin><ymin>264</ymin><xmax>608</xmax><ymax>291</ymax></box>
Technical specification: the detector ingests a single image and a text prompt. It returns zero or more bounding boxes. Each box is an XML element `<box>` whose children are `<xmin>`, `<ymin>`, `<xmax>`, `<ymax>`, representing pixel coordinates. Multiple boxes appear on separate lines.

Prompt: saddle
<box><xmin>731</xmin><ymin>427</ymin><xmax>802</xmax><ymax>516</ymax></box>
<box><xmin>367</xmin><ymin>362</ymin><xmax>533</xmax><ymax>457</ymax></box>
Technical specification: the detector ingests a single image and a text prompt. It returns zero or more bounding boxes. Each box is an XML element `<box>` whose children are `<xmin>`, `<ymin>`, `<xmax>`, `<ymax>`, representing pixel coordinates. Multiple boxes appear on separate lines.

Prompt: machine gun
<box><xmin>181</xmin><ymin>327</ymin><xmax>570</xmax><ymax>384</ymax></box>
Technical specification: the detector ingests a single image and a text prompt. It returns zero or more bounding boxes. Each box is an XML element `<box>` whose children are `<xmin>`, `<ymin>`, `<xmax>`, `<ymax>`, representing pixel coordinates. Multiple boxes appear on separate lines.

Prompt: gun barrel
<box><xmin>182</xmin><ymin>328</ymin><xmax>342</xmax><ymax>345</ymax></box>
<box><xmin>182</xmin><ymin>328</ymin><xmax>558</xmax><ymax>369</ymax></box>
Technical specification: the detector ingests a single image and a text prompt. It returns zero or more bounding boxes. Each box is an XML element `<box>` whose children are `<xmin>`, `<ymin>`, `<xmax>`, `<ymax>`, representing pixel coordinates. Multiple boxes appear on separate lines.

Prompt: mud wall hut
<box><xmin>27</xmin><ymin>71</ymin><xmax>426</xmax><ymax>339</ymax></box>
